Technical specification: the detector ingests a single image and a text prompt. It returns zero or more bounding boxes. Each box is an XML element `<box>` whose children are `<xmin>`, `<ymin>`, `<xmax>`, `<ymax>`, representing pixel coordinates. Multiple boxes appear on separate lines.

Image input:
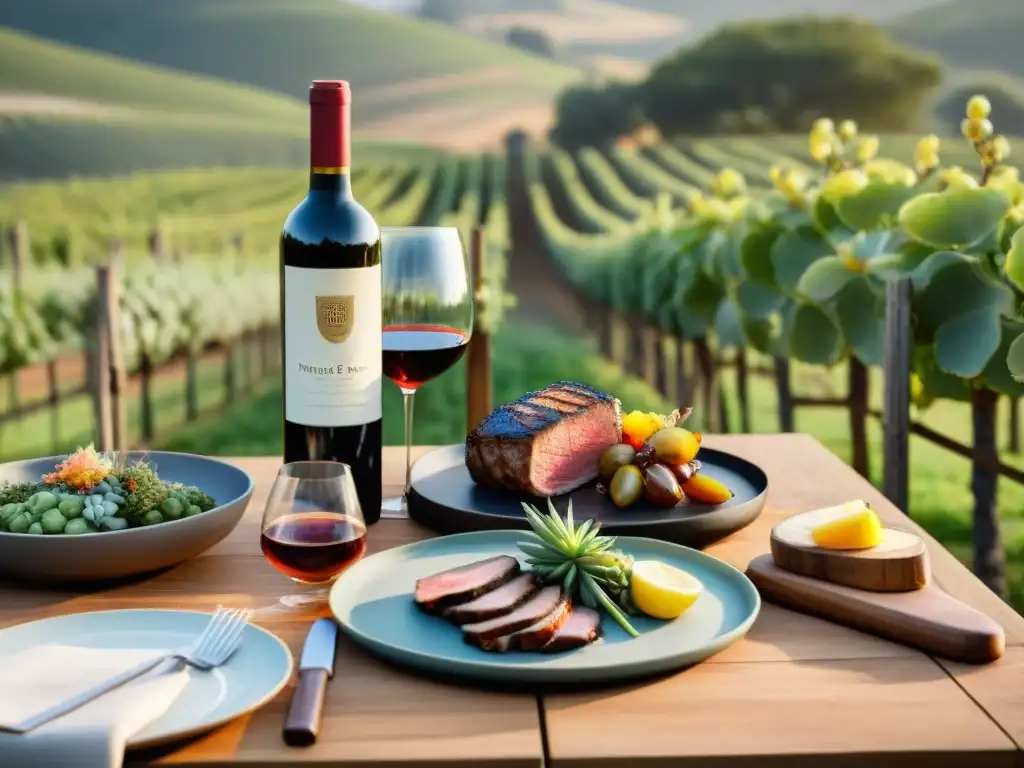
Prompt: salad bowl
<box><xmin>0</xmin><ymin>451</ymin><xmax>253</xmax><ymax>583</ymax></box>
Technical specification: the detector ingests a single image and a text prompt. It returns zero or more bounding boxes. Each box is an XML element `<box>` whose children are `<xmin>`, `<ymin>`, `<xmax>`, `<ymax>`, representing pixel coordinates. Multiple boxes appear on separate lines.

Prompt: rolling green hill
<box><xmin>0</xmin><ymin>28</ymin><xmax>440</xmax><ymax>179</ymax></box>
<box><xmin>893</xmin><ymin>0</ymin><xmax>1024</xmax><ymax>80</ymax></box>
<box><xmin>0</xmin><ymin>27</ymin><xmax>306</xmax><ymax>127</ymax></box>
<box><xmin>0</xmin><ymin>0</ymin><xmax>581</xmax><ymax>125</ymax></box>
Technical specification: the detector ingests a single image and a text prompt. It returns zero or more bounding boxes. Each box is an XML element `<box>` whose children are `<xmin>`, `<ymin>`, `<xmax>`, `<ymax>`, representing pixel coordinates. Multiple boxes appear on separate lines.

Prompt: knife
<box><xmin>283</xmin><ymin>618</ymin><xmax>338</xmax><ymax>747</ymax></box>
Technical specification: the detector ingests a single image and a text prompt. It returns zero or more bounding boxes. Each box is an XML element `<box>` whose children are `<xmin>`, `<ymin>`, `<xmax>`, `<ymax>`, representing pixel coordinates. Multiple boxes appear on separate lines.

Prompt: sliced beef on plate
<box><xmin>479</xmin><ymin>596</ymin><xmax>572</xmax><ymax>653</ymax></box>
<box><xmin>465</xmin><ymin>381</ymin><xmax>622</xmax><ymax>497</ymax></box>
<box><xmin>414</xmin><ymin>555</ymin><xmax>520</xmax><ymax>615</ymax></box>
<box><xmin>541</xmin><ymin>606</ymin><xmax>602</xmax><ymax>652</ymax></box>
<box><xmin>462</xmin><ymin>586</ymin><xmax>565</xmax><ymax>647</ymax></box>
<box><xmin>443</xmin><ymin>572</ymin><xmax>541</xmax><ymax>625</ymax></box>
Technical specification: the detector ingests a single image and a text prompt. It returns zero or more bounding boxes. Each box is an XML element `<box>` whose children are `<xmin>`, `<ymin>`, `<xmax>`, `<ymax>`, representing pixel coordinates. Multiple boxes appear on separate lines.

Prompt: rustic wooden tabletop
<box><xmin>1</xmin><ymin>434</ymin><xmax>1022</xmax><ymax>767</ymax></box>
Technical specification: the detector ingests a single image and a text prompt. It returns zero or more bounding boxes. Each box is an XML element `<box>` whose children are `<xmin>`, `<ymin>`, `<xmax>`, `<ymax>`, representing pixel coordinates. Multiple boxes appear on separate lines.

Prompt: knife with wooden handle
<box><xmin>283</xmin><ymin>618</ymin><xmax>338</xmax><ymax>746</ymax></box>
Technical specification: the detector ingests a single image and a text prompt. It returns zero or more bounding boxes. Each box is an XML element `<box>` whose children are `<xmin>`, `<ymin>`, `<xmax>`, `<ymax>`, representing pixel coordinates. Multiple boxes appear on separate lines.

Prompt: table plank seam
<box><xmin>935</xmin><ymin>657</ymin><xmax>1023</xmax><ymax>752</ymax></box>
<box><xmin>536</xmin><ymin>695</ymin><xmax>551</xmax><ymax>768</ymax></box>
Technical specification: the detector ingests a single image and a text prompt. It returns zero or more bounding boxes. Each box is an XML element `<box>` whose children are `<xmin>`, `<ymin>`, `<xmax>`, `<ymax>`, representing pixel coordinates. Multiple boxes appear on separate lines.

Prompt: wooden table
<box><xmin>2</xmin><ymin>435</ymin><xmax>1023</xmax><ymax>767</ymax></box>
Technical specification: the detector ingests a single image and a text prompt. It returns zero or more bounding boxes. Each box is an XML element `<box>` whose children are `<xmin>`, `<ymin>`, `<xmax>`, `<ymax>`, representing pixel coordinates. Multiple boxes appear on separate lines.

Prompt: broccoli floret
<box><xmin>118</xmin><ymin>461</ymin><xmax>168</xmax><ymax>522</ymax></box>
<box><xmin>167</xmin><ymin>482</ymin><xmax>216</xmax><ymax>512</ymax></box>
<box><xmin>0</xmin><ymin>482</ymin><xmax>40</xmax><ymax>507</ymax></box>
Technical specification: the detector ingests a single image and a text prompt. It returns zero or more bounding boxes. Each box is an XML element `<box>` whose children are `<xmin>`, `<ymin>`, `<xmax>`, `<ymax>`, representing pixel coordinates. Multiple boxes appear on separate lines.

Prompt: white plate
<box><xmin>0</xmin><ymin>609</ymin><xmax>293</xmax><ymax>748</ymax></box>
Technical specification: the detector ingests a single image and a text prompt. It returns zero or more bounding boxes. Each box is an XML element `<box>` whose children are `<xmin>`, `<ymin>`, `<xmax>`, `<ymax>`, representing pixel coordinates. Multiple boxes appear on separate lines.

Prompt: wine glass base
<box><xmin>380</xmin><ymin>494</ymin><xmax>409</xmax><ymax>519</ymax></box>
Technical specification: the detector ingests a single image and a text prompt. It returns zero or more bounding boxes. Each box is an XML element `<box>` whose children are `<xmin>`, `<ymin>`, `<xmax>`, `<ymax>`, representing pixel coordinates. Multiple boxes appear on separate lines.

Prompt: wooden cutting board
<box><xmin>771</xmin><ymin>507</ymin><xmax>929</xmax><ymax>592</ymax></box>
<box><xmin>746</xmin><ymin>553</ymin><xmax>1005</xmax><ymax>664</ymax></box>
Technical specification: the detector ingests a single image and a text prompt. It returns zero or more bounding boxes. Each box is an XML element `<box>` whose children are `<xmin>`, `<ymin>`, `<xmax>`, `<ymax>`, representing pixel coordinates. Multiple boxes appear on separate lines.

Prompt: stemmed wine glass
<box><xmin>260</xmin><ymin>461</ymin><xmax>367</xmax><ymax>609</ymax></box>
<box><xmin>380</xmin><ymin>226</ymin><xmax>475</xmax><ymax>515</ymax></box>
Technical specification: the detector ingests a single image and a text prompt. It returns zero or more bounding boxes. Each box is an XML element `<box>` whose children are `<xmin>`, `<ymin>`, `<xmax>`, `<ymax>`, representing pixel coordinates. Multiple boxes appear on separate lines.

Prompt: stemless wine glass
<box><xmin>381</xmin><ymin>226</ymin><xmax>475</xmax><ymax>514</ymax></box>
<box><xmin>260</xmin><ymin>461</ymin><xmax>367</xmax><ymax>608</ymax></box>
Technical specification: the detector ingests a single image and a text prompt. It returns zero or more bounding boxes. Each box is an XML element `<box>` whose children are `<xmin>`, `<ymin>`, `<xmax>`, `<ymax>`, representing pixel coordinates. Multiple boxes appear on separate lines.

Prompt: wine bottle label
<box><xmin>283</xmin><ymin>264</ymin><xmax>382</xmax><ymax>427</ymax></box>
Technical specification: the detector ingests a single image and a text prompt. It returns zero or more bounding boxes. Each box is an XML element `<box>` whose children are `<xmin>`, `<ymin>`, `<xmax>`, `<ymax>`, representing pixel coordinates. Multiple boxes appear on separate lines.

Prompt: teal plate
<box><xmin>330</xmin><ymin>530</ymin><xmax>760</xmax><ymax>686</ymax></box>
<box><xmin>0</xmin><ymin>610</ymin><xmax>293</xmax><ymax>748</ymax></box>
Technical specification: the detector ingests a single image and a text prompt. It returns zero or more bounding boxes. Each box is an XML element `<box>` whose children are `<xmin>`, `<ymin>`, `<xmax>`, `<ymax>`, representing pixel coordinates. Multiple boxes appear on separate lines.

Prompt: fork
<box><xmin>14</xmin><ymin>606</ymin><xmax>251</xmax><ymax>734</ymax></box>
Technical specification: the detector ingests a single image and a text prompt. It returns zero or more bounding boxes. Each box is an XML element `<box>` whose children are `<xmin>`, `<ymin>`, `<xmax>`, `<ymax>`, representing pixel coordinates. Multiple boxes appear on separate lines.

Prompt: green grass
<box><xmin>0</xmin><ymin>0</ymin><xmax>581</xmax><ymax>121</ymax></box>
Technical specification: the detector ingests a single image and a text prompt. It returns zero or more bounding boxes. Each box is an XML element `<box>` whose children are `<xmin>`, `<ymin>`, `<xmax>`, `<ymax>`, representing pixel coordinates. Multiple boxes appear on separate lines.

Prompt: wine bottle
<box><xmin>280</xmin><ymin>80</ymin><xmax>382</xmax><ymax>525</ymax></box>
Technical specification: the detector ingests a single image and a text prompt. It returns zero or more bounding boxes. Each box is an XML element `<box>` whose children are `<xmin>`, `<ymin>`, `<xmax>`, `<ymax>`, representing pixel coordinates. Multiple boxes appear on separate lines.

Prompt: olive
<box><xmin>642</xmin><ymin>463</ymin><xmax>684</xmax><ymax>508</ymax></box>
<box><xmin>609</xmin><ymin>464</ymin><xmax>643</xmax><ymax>508</ymax></box>
<box><xmin>666</xmin><ymin>459</ymin><xmax>702</xmax><ymax>485</ymax></box>
<box><xmin>649</xmin><ymin>427</ymin><xmax>701</xmax><ymax>465</ymax></box>
<box><xmin>598</xmin><ymin>443</ymin><xmax>636</xmax><ymax>480</ymax></box>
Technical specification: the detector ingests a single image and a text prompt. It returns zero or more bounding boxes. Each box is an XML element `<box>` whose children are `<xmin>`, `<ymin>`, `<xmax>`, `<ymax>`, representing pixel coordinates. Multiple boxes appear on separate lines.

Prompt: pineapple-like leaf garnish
<box><xmin>518</xmin><ymin>498</ymin><xmax>639</xmax><ymax>638</ymax></box>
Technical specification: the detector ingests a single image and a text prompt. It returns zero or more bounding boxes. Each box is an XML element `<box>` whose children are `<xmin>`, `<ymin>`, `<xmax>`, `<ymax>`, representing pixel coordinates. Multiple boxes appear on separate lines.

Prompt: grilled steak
<box><xmin>542</xmin><ymin>607</ymin><xmax>602</xmax><ymax>653</ymax></box>
<box><xmin>443</xmin><ymin>573</ymin><xmax>541</xmax><ymax>625</ymax></box>
<box><xmin>462</xmin><ymin>586</ymin><xmax>564</xmax><ymax>647</ymax></box>
<box><xmin>465</xmin><ymin>381</ymin><xmax>622</xmax><ymax>497</ymax></box>
<box><xmin>479</xmin><ymin>597</ymin><xmax>572</xmax><ymax>653</ymax></box>
<box><xmin>414</xmin><ymin>555</ymin><xmax>520</xmax><ymax>615</ymax></box>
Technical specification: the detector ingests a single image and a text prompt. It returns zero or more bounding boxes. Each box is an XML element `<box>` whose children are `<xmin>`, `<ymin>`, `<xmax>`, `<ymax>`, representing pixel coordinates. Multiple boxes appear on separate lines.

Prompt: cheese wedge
<box><xmin>805</xmin><ymin>500</ymin><xmax>883</xmax><ymax>550</ymax></box>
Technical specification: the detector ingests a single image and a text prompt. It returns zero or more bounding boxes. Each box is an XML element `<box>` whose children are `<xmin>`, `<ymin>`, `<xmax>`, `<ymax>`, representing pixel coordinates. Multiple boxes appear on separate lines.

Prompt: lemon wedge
<box><xmin>630</xmin><ymin>560</ymin><xmax>703</xmax><ymax>620</ymax></box>
<box><xmin>809</xmin><ymin>500</ymin><xmax>883</xmax><ymax>550</ymax></box>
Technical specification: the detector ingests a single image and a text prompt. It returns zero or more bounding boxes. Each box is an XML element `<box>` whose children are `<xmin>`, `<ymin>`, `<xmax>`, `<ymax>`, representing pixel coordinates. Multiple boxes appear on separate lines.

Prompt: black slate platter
<box><xmin>406</xmin><ymin>444</ymin><xmax>768</xmax><ymax>549</ymax></box>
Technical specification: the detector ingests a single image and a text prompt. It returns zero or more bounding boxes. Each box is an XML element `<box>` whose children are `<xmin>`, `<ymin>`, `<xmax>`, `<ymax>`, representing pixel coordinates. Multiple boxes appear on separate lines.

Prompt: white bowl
<box><xmin>0</xmin><ymin>451</ymin><xmax>253</xmax><ymax>583</ymax></box>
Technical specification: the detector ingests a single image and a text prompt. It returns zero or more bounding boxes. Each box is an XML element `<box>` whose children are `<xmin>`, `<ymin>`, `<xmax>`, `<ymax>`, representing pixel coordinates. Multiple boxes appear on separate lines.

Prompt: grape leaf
<box><xmin>796</xmin><ymin>256</ymin><xmax>856</xmax><ymax>303</ymax></box>
<box><xmin>788</xmin><ymin>302</ymin><xmax>843</xmax><ymax>365</ymax></box>
<box><xmin>835</xmin><ymin>277</ymin><xmax>884</xmax><ymax>366</ymax></box>
<box><xmin>898</xmin><ymin>188</ymin><xmax>1011</xmax><ymax>250</ymax></box>
<box><xmin>934</xmin><ymin>307</ymin><xmax>1002</xmax><ymax>378</ymax></box>
<box><xmin>770</xmin><ymin>226</ymin><xmax>832</xmax><ymax>293</ymax></box>
<box><xmin>836</xmin><ymin>181</ymin><xmax>920</xmax><ymax>232</ymax></box>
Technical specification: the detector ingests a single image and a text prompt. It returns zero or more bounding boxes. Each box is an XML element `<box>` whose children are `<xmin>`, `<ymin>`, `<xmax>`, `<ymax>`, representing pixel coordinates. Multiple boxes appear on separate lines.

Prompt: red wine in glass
<box><xmin>382</xmin><ymin>324</ymin><xmax>470</xmax><ymax>389</ymax></box>
<box><xmin>260</xmin><ymin>511</ymin><xmax>367</xmax><ymax>584</ymax></box>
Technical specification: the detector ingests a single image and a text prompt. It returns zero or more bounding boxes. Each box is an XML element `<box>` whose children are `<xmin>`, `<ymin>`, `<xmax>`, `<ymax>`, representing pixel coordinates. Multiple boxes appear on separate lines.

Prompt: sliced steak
<box><xmin>462</xmin><ymin>586</ymin><xmax>564</xmax><ymax>647</ymax></box>
<box><xmin>414</xmin><ymin>555</ymin><xmax>520</xmax><ymax>615</ymax></box>
<box><xmin>465</xmin><ymin>381</ymin><xmax>622</xmax><ymax>497</ymax></box>
<box><xmin>443</xmin><ymin>573</ymin><xmax>541</xmax><ymax>625</ymax></box>
<box><xmin>541</xmin><ymin>606</ymin><xmax>602</xmax><ymax>653</ymax></box>
<box><xmin>480</xmin><ymin>596</ymin><xmax>572</xmax><ymax>653</ymax></box>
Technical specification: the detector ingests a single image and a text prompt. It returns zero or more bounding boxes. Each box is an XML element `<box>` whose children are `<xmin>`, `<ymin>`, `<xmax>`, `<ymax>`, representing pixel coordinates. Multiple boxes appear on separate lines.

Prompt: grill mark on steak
<box><xmin>414</xmin><ymin>555</ymin><xmax>520</xmax><ymax>615</ymax></box>
<box><xmin>479</xmin><ymin>597</ymin><xmax>572</xmax><ymax>653</ymax></box>
<box><xmin>443</xmin><ymin>572</ymin><xmax>541</xmax><ymax>625</ymax></box>
<box><xmin>541</xmin><ymin>607</ymin><xmax>602</xmax><ymax>652</ymax></box>
<box><xmin>465</xmin><ymin>381</ymin><xmax>622</xmax><ymax>497</ymax></box>
<box><xmin>462</xmin><ymin>586</ymin><xmax>564</xmax><ymax>647</ymax></box>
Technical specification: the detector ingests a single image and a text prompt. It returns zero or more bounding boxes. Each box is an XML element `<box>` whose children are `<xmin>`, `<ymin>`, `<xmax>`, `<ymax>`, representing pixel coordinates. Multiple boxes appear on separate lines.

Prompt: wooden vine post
<box><xmin>4</xmin><ymin>222</ymin><xmax>27</xmax><ymax>418</ymax></box>
<box><xmin>972</xmin><ymin>385</ymin><xmax>1006</xmax><ymax>598</ymax></box>
<box><xmin>774</xmin><ymin>357</ymin><xmax>795</xmax><ymax>432</ymax></box>
<box><xmin>93</xmin><ymin>246</ymin><xmax>127</xmax><ymax>453</ymax></box>
<box><xmin>465</xmin><ymin>225</ymin><xmax>491</xmax><ymax>433</ymax></box>
<box><xmin>735</xmin><ymin>348</ymin><xmax>750</xmax><ymax>433</ymax></box>
<box><xmin>5</xmin><ymin>221</ymin><xmax>27</xmax><ymax>289</ymax></box>
<box><xmin>848</xmin><ymin>358</ymin><xmax>870</xmax><ymax>479</ymax></box>
<box><xmin>882</xmin><ymin>278</ymin><xmax>912</xmax><ymax>515</ymax></box>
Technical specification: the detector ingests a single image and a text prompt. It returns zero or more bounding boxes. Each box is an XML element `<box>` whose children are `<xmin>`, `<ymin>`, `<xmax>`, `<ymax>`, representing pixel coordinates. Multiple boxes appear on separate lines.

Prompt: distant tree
<box><xmin>644</xmin><ymin>17</ymin><xmax>943</xmax><ymax>136</ymax></box>
<box><xmin>549</xmin><ymin>81</ymin><xmax>645</xmax><ymax>149</ymax></box>
<box><xmin>418</xmin><ymin>0</ymin><xmax>471</xmax><ymax>25</ymax></box>
<box><xmin>936</xmin><ymin>77</ymin><xmax>1024</xmax><ymax>138</ymax></box>
<box><xmin>506</xmin><ymin>26</ymin><xmax>555</xmax><ymax>58</ymax></box>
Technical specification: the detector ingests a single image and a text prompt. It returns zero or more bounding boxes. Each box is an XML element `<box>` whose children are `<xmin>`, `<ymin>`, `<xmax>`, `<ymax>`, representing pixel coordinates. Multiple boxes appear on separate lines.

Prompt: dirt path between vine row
<box><xmin>503</xmin><ymin>144</ymin><xmax>587</xmax><ymax>331</ymax></box>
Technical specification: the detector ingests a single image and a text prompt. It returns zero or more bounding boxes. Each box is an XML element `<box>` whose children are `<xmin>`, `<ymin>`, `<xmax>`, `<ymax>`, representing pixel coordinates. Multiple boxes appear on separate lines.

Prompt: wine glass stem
<box><xmin>402</xmin><ymin>389</ymin><xmax>415</xmax><ymax>494</ymax></box>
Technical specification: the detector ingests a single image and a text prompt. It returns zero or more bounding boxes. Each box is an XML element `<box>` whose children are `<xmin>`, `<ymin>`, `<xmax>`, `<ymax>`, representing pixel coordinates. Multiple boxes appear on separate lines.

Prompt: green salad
<box><xmin>0</xmin><ymin>445</ymin><xmax>216</xmax><ymax>535</ymax></box>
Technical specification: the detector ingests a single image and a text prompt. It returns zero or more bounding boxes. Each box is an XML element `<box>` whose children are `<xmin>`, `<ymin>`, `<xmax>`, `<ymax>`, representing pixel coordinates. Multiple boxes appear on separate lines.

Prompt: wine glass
<box><xmin>260</xmin><ymin>461</ymin><xmax>367</xmax><ymax>609</ymax></box>
<box><xmin>380</xmin><ymin>226</ymin><xmax>475</xmax><ymax>515</ymax></box>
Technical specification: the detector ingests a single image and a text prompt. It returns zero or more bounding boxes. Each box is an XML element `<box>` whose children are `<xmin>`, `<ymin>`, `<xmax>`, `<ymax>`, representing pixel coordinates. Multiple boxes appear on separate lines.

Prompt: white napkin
<box><xmin>0</xmin><ymin>644</ymin><xmax>191</xmax><ymax>768</ymax></box>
